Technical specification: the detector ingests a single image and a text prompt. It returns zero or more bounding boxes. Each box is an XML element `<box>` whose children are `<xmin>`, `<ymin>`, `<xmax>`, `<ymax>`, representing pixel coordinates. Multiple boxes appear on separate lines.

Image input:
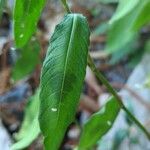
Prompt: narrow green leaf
<box><xmin>13</xmin><ymin>0</ymin><xmax>46</xmax><ymax>47</ymax></box>
<box><xmin>12</xmin><ymin>40</ymin><xmax>40</xmax><ymax>81</ymax></box>
<box><xmin>109</xmin><ymin>0</ymin><xmax>139</xmax><ymax>24</ymax></box>
<box><xmin>109</xmin><ymin>37</ymin><xmax>138</xmax><ymax>65</ymax></box>
<box><xmin>132</xmin><ymin>0</ymin><xmax>150</xmax><ymax>30</ymax></box>
<box><xmin>79</xmin><ymin>97</ymin><xmax>120</xmax><ymax>150</ymax></box>
<box><xmin>39</xmin><ymin>14</ymin><xmax>90</xmax><ymax>150</ymax></box>
<box><xmin>11</xmin><ymin>90</ymin><xmax>40</xmax><ymax>150</ymax></box>
<box><xmin>106</xmin><ymin>0</ymin><xmax>146</xmax><ymax>53</ymax></box>
<box><xmin>106</xmin><ymin>16</ymin><xmax>137</xmax><ymax>53</ymax></box>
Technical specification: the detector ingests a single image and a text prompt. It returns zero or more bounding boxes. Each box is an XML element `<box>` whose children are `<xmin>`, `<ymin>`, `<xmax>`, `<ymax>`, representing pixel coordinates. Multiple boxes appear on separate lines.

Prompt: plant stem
<box><xmin>122</xmin><ymin>105</ymin><xmax>150</xmax><ymax>139</ymax></box>
<box><xmin>87</xmin><ymin>54</ymin><xmax>150</xmax><ymax>140</ymax></box>
<box><xmin>61</xmin><ymin>0</ymin><xmax>72</xmax><ymax>13</ymax></box>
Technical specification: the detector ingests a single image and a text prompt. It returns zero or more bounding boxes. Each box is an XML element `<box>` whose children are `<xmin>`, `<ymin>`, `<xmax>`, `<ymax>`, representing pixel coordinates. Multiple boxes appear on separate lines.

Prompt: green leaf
<box><xmin>106</xmin><ymin>0</ymin><xmax>147</xmax><ymax>53</ymax></box>
<box><xmin>11</xmin><ymin>90</ymin><xmax>40</xmax><ymax>150</ymax></box>
<box><xmin>39</xmin><ymin>14</ymin><xmax>90</xmax><ymax>150</ymax></box>
<box><xmin>106</xmin><ymin>16</ymin><xmax>136</xmax><ymax>53</ymax></box>
<box><xmin>13</xmin><ymin>0</ymin><xmax>46</xmax><ymax>47</ymax></box>
<box><xmin>109</xmin><ymin>37</ymin><xmax>138</xmax><ymax>65</ymax></box>
<box><xmin>106</xmin><ymin>0</ymin><xmax>150</xmax><ymax>53</ymax></box>
<box><xmin>132</xmin><ymin>0</ymin><xmax>150</xmax><ymax>30</ymax></box>
<box><xmin>109</xmin><ymin>0</ymin><xmax>139</xmax><ymax>24</ymax></box>
<box><xmin>12</xmin><ymin>40</ymin><xmax>40</xmax><ymax>81</ymax></box>
<box><xmin>79</xmin><ymin>97</ymin><xmax>120</xmax><ymax>150</ymax></box>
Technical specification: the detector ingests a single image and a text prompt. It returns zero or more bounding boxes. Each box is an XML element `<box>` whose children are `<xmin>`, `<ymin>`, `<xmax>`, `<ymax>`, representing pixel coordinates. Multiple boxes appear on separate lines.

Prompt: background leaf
<box><xmin>13</xmin><ymin>0</ymin><xmax>46</xmax><ymax>47</ymax></box>
<box><xmin>109</xmin><ymin>0</ymin><xmax>139</xmax><ymax>24</ymax></box>
<box><xmin>106</xmin><ymin>0</ymin><xmax>148</xmax><ymax>53</ymax></box>
<box><xmin>109</xmin><ymin>37</ymin><xmax>138</xmax><ymax>65</ymax></box>
<box><xmin>79</xmin><ymin>97</ymin><xmax>120</xmax><ymax>150</ymax></box>
<box><xmin>11</xmin><ymin>90</ymin><xmax>40</xmax><ymax>150</ymax></box>
<box><xmin>39</xmin><ymin>14</ymin><xmax>90</xmax><ymax>150</ymax></box>
<box><xmin>11</xmin><ymin>40</ymin><xmax>40</xmax><ymax>81</ymax></box>
<box><xmin>132</xmin><ymin>0</ymin><xmax>150</xmax><ymax>30</ymax></box>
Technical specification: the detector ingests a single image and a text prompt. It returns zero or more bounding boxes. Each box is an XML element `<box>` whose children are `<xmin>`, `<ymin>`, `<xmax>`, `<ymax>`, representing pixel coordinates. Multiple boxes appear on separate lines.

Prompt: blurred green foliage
<box><xmin>12</xmin><ymin>39</ymin><xmax>40</xmax><ymax>81</ymax></box>
<box><xmin>1</xmin><ymin>0</ymin><xmax>149</xmax><ymax>149</ymax></box>
<box><xmin>11</xmin><ymin>90</ymin><xmax>40</xmax><ymax>150</ymax></box>
<box><xmin>13</xmin><ymin>0</ymin><xmax>46</xmax><ymax>47</ymax></box>
<box><xmin>79</xmin><ymin>97</ymin><xmax>120</xmax><ymax>149</ymax></box>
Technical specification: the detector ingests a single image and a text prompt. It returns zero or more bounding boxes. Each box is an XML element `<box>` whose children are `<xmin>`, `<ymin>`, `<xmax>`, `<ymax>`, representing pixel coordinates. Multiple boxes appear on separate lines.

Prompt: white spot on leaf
<box><xmin>19</xmin><ymin>34</ymin><xmax>24</xmax><ymax>38</ymax></box>
<box><xmin>51</xmin><ymin>108</ymin><xmax>57</xmax><ymax>112</ymax></box>
<box><xmin>107</xmin><ymin>121</ymin><xmax>112</xmax><ymax>126</ymax></box>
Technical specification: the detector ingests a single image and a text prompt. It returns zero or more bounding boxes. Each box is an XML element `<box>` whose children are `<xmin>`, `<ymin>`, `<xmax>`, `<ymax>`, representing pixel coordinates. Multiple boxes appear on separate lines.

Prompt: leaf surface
<box><xmin>132</xmin><ymin>0</ymin><xmax>150</xmax><ymax>30</ymax></box>
<box><xmin>11</xmin><ymin>90</ymin><xmax>40</xmax><ymax>150</ymax></box>
<box><xmin>79</xmin><ymin>97</ymin><xmax>120</xmax><ymax>150</ymax></box>
<box><xmin>106</xmin><ymin>0</ymin><xmax>147</xmax><ymax>53</ymax></box>
<box><xmin>13</xmin><ymin>0</ymin><xmax>46</xmax><ymax>47</ymax></box>
<box><xmin>109</xmin><ymin>0</ymin><xmax>139</xmax><ymax>24</ymax></box>
<box><xmin>39</xmin><ymin>14</ymin><xmax>90</xmax><ymax>150</ymax></box>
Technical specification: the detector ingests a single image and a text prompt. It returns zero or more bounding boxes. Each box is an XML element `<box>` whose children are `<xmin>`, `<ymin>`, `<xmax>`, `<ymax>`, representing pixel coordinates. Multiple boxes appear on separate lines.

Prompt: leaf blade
<box><xmin>79</xmin><ymin>97</ymin><xmax>120</xmax><ymax>149</ymax></box>
<box><xmin>39</xmin><ymin>14</ymin><xmax>90</xmax><ymax>150</ymax></box>
<box><xmin>132</xmin><ymin>0</ymin><xmax>150</xmax><ymax>30</ymax></box>
<box><xmin>13</xmin><ymin>0</ymin><xmax>46</xmax><ymax>47</ymax></box>
<box><xmin>106</xmin><ymin>0</ymin><xmax>147</xmax><ymax>53</ymax></box>
<box><xmin>109</xmin><ymin>0</ymin><xmax>139</xmax><ymax>24</ymax></box>
<box><xmin>11</xmin><ymin>90</ymin><xmax>40</xmax><ymax>150</ymax></box>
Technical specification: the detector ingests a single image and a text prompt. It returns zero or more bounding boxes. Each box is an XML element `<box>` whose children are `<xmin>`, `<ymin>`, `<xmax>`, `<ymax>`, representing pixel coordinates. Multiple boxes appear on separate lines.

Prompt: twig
<box><xmin>60</xmin><ymin>0</ymin><xmax>72</xmax><ymax>13</ymax></box>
